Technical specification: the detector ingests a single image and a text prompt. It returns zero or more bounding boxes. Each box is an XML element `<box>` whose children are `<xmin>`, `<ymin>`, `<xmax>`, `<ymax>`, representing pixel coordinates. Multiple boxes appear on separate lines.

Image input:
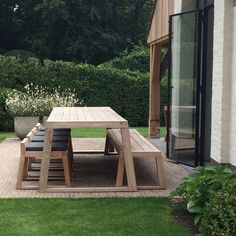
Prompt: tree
<box><xmin>0</xmin><ymin>0</ymin><xmax>154</xmax><ymax>64</ymax></box>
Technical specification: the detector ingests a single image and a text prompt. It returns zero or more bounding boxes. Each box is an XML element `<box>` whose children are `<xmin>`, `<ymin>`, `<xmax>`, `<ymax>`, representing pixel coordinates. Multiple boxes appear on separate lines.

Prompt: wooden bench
<box><xmin>106</xmin><ymin>129</ymin><xmax>166</xmax><ymax>190</ymax></box>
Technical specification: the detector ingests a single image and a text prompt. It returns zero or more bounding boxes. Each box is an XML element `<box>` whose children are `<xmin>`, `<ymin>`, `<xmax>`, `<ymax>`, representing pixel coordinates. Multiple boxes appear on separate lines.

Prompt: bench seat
<box><xmin>107</xmin><ymin>129</ymin><xmax>166</xmax><ymax>190</ymax></box>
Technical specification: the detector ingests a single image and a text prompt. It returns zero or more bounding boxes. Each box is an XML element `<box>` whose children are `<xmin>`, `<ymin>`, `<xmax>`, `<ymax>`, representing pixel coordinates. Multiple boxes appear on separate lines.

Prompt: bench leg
<box><xmin>67</xmin><ymin>152</ymin><xmax>73</xmax><ymax>181</ymax></box>
<box><xmin>62</xmin><ymin>153</ymin><xmax>72</xmax><ymax>187</ymax></box>
<box><xmin>16</xmin><ymin>155</ymin><xmax>28</xmax><ymax>189</ymax></box>
<box><xmin>116</xmin><ymin>152</ymin><xmax>125</xmax><ymax>187</ymax></box>
<box><xmin>68</xmin><ymin>134</ymin><xmax>73</xmax><ymax>164</ymax></box>
<box><xmin>104</xmin><ymin>133</ymin><xmax>115</xmax><ymax>155</ymax></box>
<box><xmin>155</xmin><ymin>156</ymin><xmax>166</xmax><ymax>189</ymax></box>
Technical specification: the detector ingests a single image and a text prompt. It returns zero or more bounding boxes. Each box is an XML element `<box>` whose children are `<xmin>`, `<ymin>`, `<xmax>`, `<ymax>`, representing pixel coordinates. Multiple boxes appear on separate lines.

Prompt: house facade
<box><xmin>148</xmin><ymin>0</ymin><xmax>236</xmax><ymax>167</ymax></box>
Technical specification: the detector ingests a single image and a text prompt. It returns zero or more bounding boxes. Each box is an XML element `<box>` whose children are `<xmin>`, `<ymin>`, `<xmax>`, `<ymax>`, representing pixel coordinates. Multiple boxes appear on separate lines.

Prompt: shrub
<box><xmin>0</xmin><ymin>54</ymin><xmax>169</xmax><ymax>127</ymax></box>
<box><xmin>161</xmin><ymin>76</ymin><xmax>168</xmax><ymax>125</ymax></box>
<box><xmin>5</xmin><ymin>50</ymin><xmax>37</xmax><ymax>59</ymax></box>
<box><xmin>6</xmin><ymin>84</ymin><xmax>79</xmax><ymax>117</ymax></box>
<box><xmin>172</xmin><ymin>166</ymin><xmax>236</xmax><ymax>224</ymax></box>
<box><xmin>0</xmin><ymin>56</ymin><xmax>152</xmax><ymax>127</ymax></box>
<box><xmin>0</xmin><ymin>88</ymin><xmax>14</xmax><ymax>131</ymax></box>
<box><xmin>200</xmin><ymin>182</ymin><xmax>236</xmax><ymax>236</ymax></box>
<box><xmin>99</xmin><ymin>45</ymin><xmax>150</xmax><ymax>73</ymax></box>
<box><xmin>0</xmin><ymin>56</ymin><xmax>42</xmax><ymax>89</ymax></box>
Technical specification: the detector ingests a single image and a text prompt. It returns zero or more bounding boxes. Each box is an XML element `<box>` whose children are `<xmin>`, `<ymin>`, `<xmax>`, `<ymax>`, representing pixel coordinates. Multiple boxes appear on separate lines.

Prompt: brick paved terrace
<box><xmin>0</xmin><ymin>138</ymin><xmax>188</xmax><ymax>198</ymax></box>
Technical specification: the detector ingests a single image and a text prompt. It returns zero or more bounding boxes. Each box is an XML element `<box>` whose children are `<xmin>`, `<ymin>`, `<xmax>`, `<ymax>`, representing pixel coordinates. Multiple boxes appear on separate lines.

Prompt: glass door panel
<box><xmin>168</xmin><ymin>11</ymin><xmax>201</xmax><ymax>166</ymax></box>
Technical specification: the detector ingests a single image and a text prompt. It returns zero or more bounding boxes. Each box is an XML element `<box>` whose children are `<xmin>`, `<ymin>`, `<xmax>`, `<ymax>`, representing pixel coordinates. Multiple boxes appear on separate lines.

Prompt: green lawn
<box><xmin>71</xmin><ymin>127</ymin><xmax>165</xmax><ymax>138</ymax></box>
<box><xmin>0</xmin><ymin>127</ymin><xmax>165</xmax><ymax>143</ymax></box>
<box><xmin>0</xmin><ymin>132</ymin><xmax>16</xmax><ymax>143</ymax></box>
<box><xmin>0</xmin><ymin>198</ymin><xmax>190</xmax><ymax>236</ymax></box>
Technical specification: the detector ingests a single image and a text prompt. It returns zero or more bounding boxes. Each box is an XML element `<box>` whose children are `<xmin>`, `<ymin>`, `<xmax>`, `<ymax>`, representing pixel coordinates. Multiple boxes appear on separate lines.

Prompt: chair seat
<box><xmin>31</xmin><ymin>135</ymin><xmax>68</xmax><ymax>142</ymax></box>
<box><xmin>36</xmin><ymin>130</ymin><xmax>69</xmax><ymax>136</ymax></box>
<box><xmin>26</xmin><ymin>141</ymin><xmax>68</xmax><ymax>151</ymax></box>
<box><xmin>40</xmin><ymin>128</ymin><xmax>71</xmax><ymax>132</ymax></box>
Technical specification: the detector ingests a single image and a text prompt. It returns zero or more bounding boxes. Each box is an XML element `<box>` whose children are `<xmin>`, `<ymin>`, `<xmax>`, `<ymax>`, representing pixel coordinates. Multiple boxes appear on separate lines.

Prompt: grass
<box><xmin>71</xmin><ymin>127</ymin><xmax>165</xmax><ymax>138</ymax></box>
<box><xmin>0</xmin><ymin>132</ymin><xmax>16</xmax><ymax>143</ymax></box>
<box><xmin>0</xmin><ymin>127</ymin><xmax>165</xmax><ymax>143</ymax></box>
<box><xmin>0</xmin><ymin>198</ymin><xmax>190</xmax><ymax>236</ymax></box>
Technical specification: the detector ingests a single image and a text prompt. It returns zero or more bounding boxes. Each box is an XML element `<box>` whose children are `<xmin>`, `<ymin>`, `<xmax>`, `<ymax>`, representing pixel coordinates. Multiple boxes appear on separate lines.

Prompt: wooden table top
<box><xmin>46</xmin><ymin>107</ymin><xmax>128</xmax><ymax>128</ymax></box>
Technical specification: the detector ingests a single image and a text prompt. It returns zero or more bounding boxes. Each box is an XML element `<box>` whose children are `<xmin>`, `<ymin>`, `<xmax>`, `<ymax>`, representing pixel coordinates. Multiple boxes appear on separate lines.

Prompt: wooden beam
<box><xmin>149</xmin><ymin>44</ymin><xmax>162</xmax><ymax>138</ymax></box>
<box><xmin>148</xmin><ymin>35</ymin><xmax>169</xmax><ymax>46</ymax></box>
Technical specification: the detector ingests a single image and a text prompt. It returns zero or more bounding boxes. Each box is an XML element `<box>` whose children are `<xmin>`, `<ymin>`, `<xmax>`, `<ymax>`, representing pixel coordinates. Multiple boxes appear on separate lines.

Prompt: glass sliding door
<box><xmin>167</xmin><ymin>11</ymin><xmax>201</xmax><ymax>166</ymax></box>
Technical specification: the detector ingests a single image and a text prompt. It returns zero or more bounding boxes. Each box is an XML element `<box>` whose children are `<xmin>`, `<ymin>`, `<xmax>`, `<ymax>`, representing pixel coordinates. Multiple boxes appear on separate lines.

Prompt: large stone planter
<box><xmin>42</xmin><ymin>116</ymin><xmax>48</xmax><ymax>126</ymax></box>
<box><xmin>14</xmin><ymin>116</ymin><xmax>39</xmax><ymax>140</ymax></box>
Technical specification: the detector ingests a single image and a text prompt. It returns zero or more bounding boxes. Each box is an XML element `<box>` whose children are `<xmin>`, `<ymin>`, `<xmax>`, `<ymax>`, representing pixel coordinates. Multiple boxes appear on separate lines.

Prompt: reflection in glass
<box><xmin>169</xmin><ymin>12</ymin><xmax>199</xmax><ymax>166</ymax></box>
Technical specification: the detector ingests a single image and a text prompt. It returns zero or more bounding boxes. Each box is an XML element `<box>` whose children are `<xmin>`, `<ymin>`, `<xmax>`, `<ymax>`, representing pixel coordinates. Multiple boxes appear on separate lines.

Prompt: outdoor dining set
<box><xmin>16</xmin><ymin>107</ymin><xmax>165</xmax><ymax>193</ymax></box>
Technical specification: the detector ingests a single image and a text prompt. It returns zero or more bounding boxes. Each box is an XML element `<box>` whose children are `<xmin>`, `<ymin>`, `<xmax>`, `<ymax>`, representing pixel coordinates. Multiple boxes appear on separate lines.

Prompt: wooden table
<box><xmin>39</xmin><ymin>107</ymin><xmax>137</xmax><ymax>193</ymax></box>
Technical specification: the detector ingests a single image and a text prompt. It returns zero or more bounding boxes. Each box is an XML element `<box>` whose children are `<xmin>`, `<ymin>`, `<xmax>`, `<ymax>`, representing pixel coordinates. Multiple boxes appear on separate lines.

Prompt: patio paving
<box><xmin>0</xmin><ymin>138</ymin><xmax>188</xmax><ymax>198</ymax></box>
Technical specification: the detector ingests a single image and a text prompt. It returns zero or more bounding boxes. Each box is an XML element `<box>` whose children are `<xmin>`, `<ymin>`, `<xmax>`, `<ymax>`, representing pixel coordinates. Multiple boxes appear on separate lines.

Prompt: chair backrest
<box><xmin>20</xmin><ymin>138</ymin><xmax>29</xmax><ymax>154</ymax></box>
<box><xmin>26</xmin><ymin>131</ymin><xmax>34</xmax><ymax>141</ymax></box>
<box><xmin>35</xmin><ymin>123</ymin><xmax>41</xmax><ymax>131</ymax></box>
<box><xmin>30</xmin><ymin>127</ymin><xmax>38</xmax><ymax>135</ymax></box>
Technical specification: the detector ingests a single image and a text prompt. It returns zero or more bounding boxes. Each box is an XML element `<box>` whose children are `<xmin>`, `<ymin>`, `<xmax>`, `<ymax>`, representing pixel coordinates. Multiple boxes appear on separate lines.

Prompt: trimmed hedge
<box><xmin>0</xmin><ymin>55</ymin><xmax>168</xmax><ymax>130</ymax></box>
<box><xmin>99</xmin><ymin>46</ymin><xmax>150</xmax><ymax>73</ymax></box>
<box><xmin>0</xmin><ymin>88</ymin><xmax>14</xmax><ymax>131</ymax></box>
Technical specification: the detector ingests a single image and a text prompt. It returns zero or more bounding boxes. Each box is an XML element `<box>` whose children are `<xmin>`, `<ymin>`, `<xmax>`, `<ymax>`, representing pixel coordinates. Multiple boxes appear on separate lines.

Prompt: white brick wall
<box><xmin>211</xmin><ymin>0</ymin><xmax>234</xmax><ymax>165</ymax></box>
<box><xmin>229</xmin><ymin>6</ymin><xmax>236</xmax><ymax>166</ymax></box>
<box><xmin>174</xmin><ymin>0</ymin><xmax>182</xmax><ymax>14</ymax></box>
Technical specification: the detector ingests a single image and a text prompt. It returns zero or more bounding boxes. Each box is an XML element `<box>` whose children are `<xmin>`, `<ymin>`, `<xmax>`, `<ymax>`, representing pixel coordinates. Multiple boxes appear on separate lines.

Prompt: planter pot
<box><xmin>14</xmin><ymin>116</ymin><xmax>39</xmax><ymax>140</ymax></box>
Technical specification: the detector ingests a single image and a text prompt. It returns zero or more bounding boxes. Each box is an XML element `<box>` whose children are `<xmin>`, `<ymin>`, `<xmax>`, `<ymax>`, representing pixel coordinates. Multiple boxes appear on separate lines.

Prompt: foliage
<box><xmin>0</xmin><ymin>88</ymin><xmax>14</xmax><ymax>131</ymax></box>
<box><xmin>6</xmin><ymin>84</ymin><xmax>79</xmax><ymax>117</ymax></box>
<box><xmin>0</xmin><ymin>0</ymin><xmax>154</xmax><ymax>64</ymax></box>
<box><xmin>200</xmin><ymin>182</ymin><xmax>236</xmax><ymax>236</ymax></box>
<box><xmin>172</xmin><ymin>166</ymin><xmax>236</xmax><ymax>224</ymax></box>
<box><xmin>100</xmin><ymin>45</ymin><xmax>150</xmax><ymax>73</ymax></box>
<box><xmin>4</xmin><ymin>50</ymin><xmax>37</xmax><ymax>60</ymax></box>
<box><xmin>160</xmin><ymin>75</ymin><xmax>168</xmax><ymax>125</ymax></box>
<box><xmin>0</xmin><ymin>132</ymin><xmax>16</xmax><ymax>143</ymax></box>
<box><xmin>0</xmin><ymin>56</ymin><xmax>151</xmax><ymax>127</ymax></box>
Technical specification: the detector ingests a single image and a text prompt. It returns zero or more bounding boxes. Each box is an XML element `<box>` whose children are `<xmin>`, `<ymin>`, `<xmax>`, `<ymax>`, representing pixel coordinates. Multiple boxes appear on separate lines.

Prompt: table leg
<box><xmin>120</xmin><ymin>127</ymin><xmax>137</xmax><ymax>191</ymax></box>
<box><xmin>39</xmin><ymin>128</ymin><xmax>53</xmax><ymax>192</ymax></box>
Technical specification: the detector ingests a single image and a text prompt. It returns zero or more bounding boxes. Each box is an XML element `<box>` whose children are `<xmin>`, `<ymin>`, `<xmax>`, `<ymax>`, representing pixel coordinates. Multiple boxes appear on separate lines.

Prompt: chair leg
<box><xmin>62</xmin><ymin>153</ymin><xmax>72</xmax><ymax>187</ymax></box>
<box><xmin>27</xmin><ymin>157</ymin><xmax>33</xmax><ymax>171</ymax></box>
<box><xmin>116</xmin><ymin>152</ymin><xmax>125</xmax><ymax>187</ymax></box>
<box><xmin>22</xmin><ymin>157</ymin><xmax>31</xmax><ymax>180</ymax></box>
<box><xmin>16</xmin><ymin>155</ymin><xmax>28</xmax><ymax>189</ymax></box>
<box><xmin>155</xmin><ymin>156</ymin><xmax>166</xmax><ymax>189</ymax></box>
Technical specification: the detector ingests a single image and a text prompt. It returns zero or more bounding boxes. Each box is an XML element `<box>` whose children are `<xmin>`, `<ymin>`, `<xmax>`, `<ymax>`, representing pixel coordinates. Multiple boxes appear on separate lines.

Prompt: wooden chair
<box><xmin>106</xmin><ymin>129</ymin><xmax>166</xmax><ymax>190</ymax></box>
<box><xmin>16</xmin><ymin>133</ymin><xmax>72</xmax><ymax>190</ymax></box>
<box><xmin>35</xmin><ymin>123</ymin><xmax>73</xmax><ymax>163</ymax></box>
<box><xmin>26</xmin><ymin>131</ymin><xmax>70</xmax><ymax>172</ymax></box>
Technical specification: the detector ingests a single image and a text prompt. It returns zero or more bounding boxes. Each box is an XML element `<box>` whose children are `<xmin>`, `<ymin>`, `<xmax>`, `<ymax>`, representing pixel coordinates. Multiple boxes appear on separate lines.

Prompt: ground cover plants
<box><xmin>172</xmin><ymin>165</ymin><xmax>236</xmax><ymax>235</ymax></box>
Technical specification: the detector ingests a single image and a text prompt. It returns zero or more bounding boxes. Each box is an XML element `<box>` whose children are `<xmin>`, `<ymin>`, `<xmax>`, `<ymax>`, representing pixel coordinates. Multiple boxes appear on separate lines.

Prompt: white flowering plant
<box><xmin>6</xmin><ymin>84</ymin><xmax>80</xmax><ymax>117</ymax></box>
